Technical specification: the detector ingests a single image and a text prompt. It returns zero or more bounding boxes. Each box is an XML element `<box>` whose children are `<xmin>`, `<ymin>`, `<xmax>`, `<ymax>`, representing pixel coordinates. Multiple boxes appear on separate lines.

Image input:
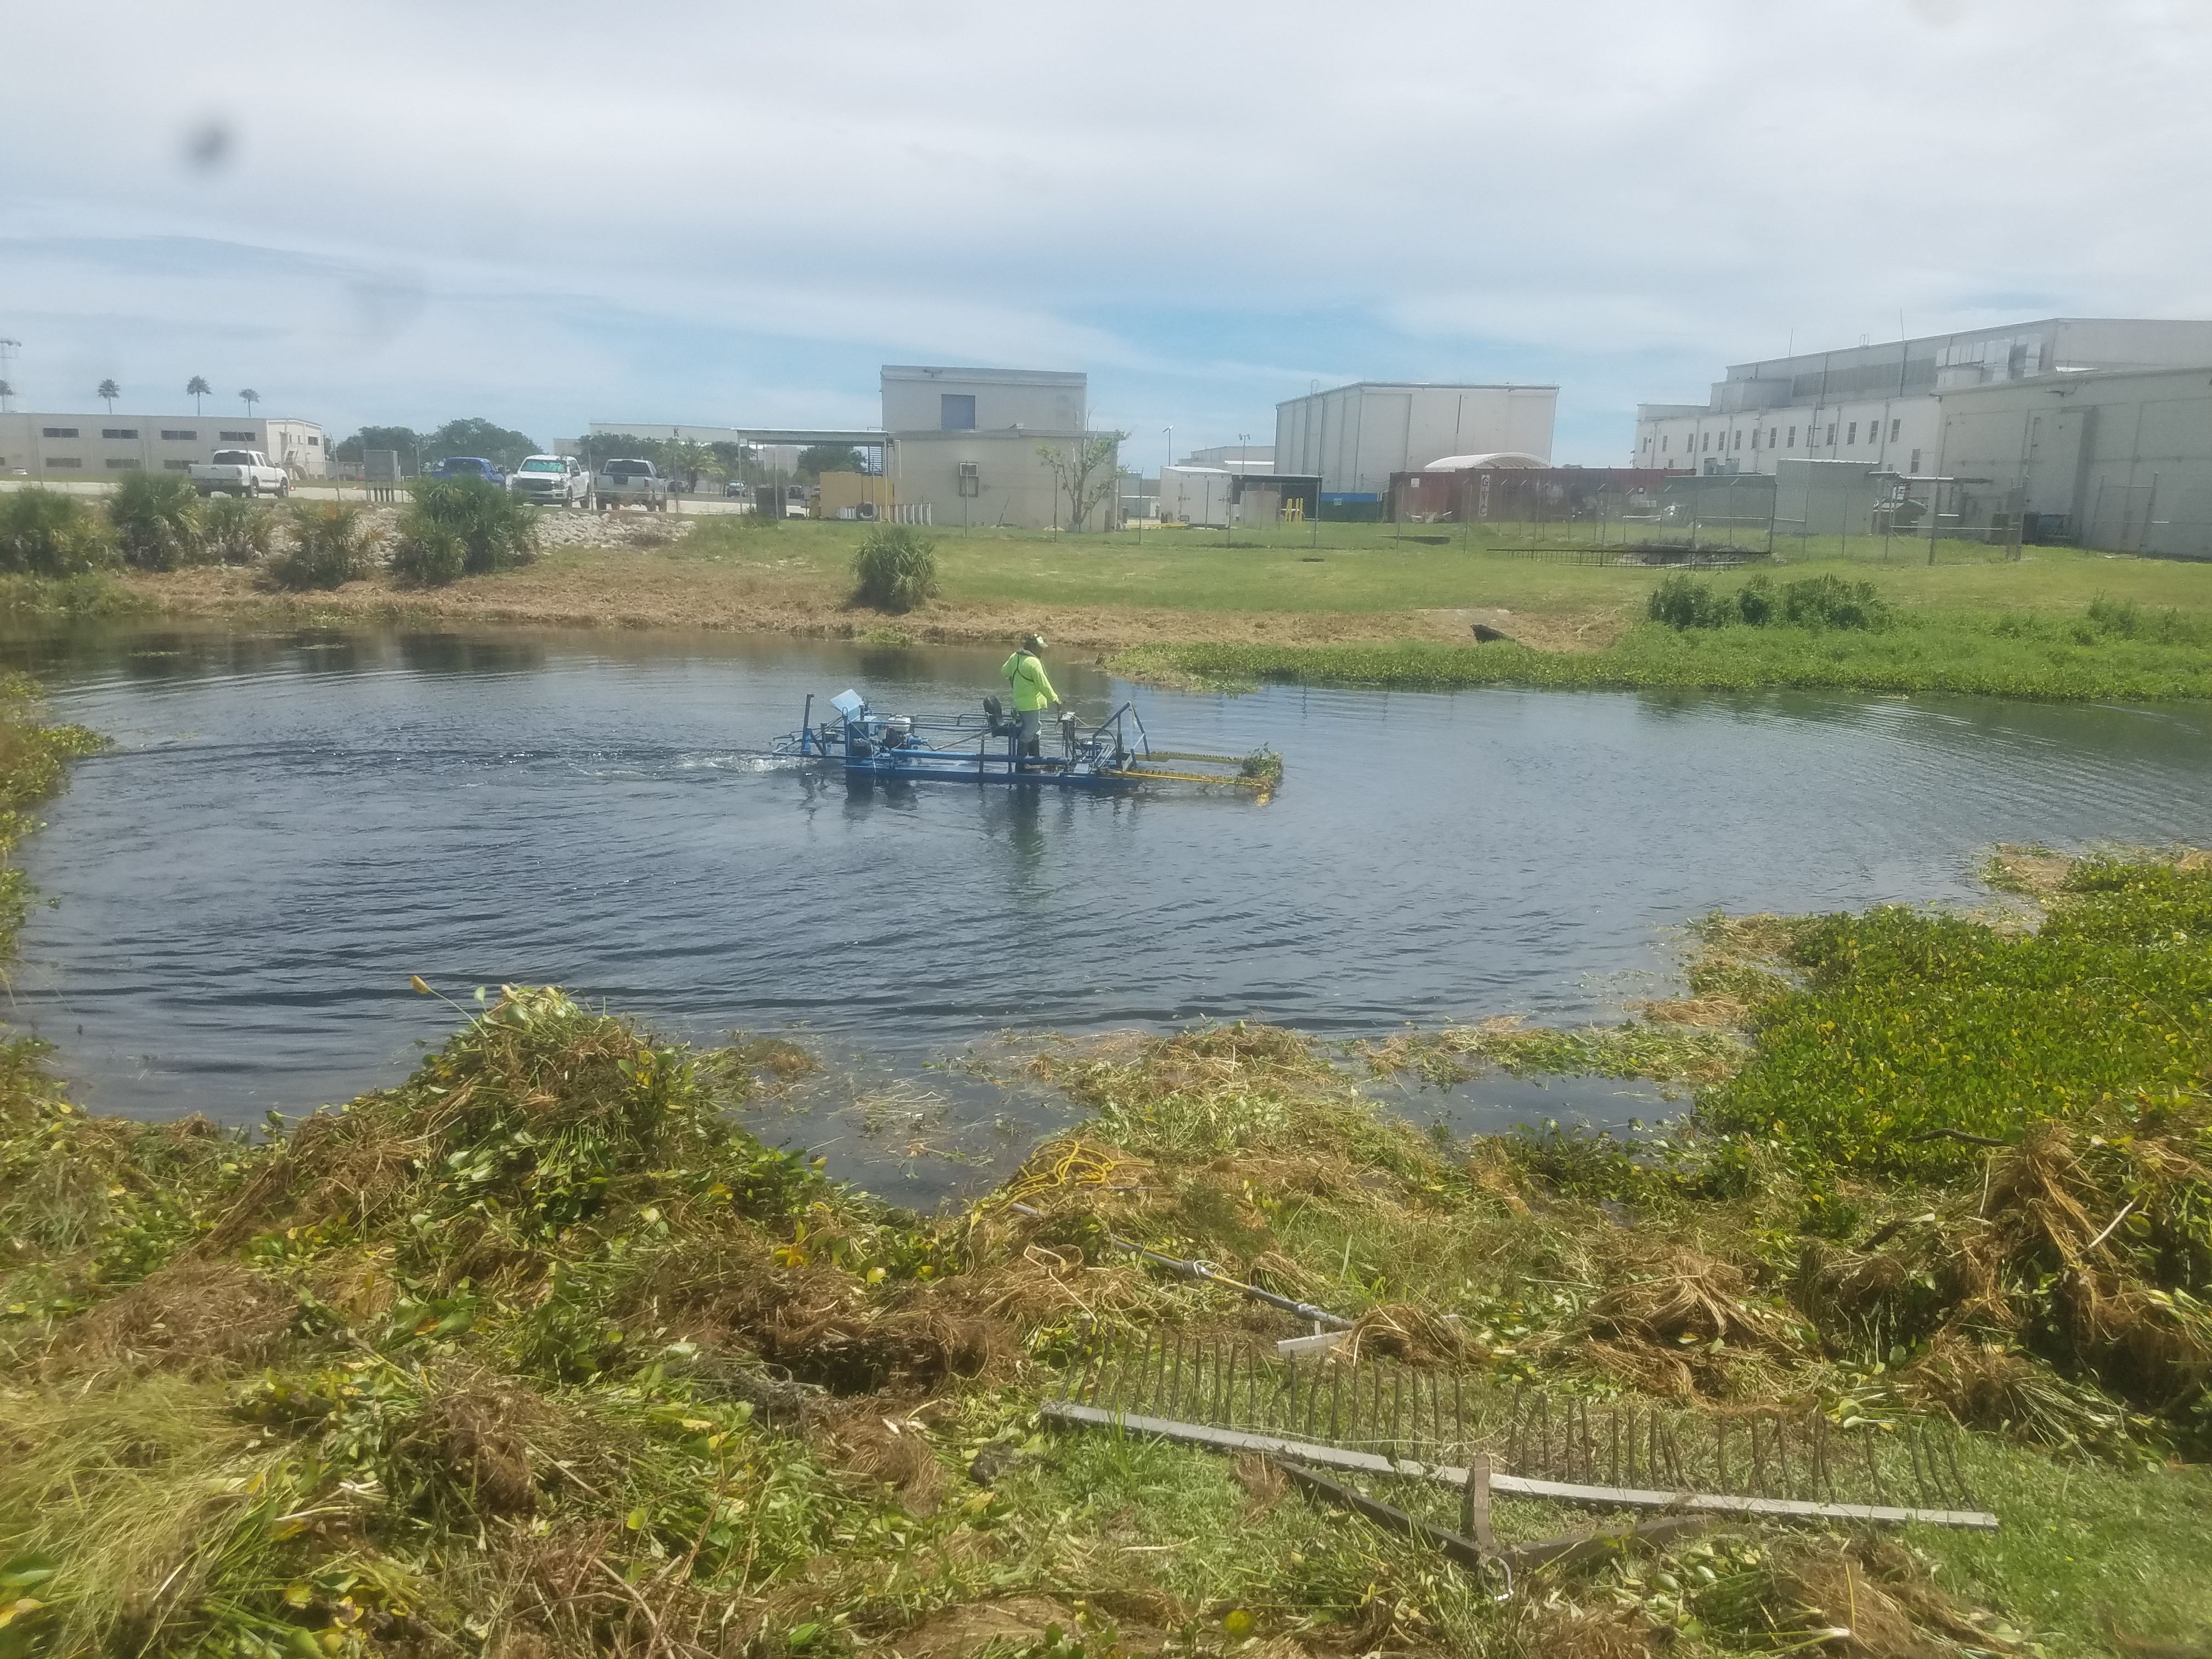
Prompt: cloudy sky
<box><xmin>2</xmin><ymin>0</ymin><xmax>2207</xmax><ymax>464</ymax></box>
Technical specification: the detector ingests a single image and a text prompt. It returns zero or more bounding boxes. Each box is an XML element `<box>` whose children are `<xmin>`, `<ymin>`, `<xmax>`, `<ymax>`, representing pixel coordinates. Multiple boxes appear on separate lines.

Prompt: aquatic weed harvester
<box><xmin>772</xmin><ymin>690</ymin><xmax>1280</xmax><ymax>793</ymax></box>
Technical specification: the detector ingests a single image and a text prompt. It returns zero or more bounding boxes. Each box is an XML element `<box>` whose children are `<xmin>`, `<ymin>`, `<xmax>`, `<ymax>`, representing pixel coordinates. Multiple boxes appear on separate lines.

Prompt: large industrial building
<box><xmin>1274</xmin><ymin>381</ymin><xmax>1556</xmax><ymax>505</ymax></box>
<box><xmin>1635</xmin><ymin>318</ymin><xmax>2212</xmax><ymax>555</ymax></box>
<box><xmin>0</xmin><ymin>411</ymin><xmax>329</xmax><ymax>480</ymax></box>
<box><xmin>1633</xmin><ymin>319</ymin><xmax>2212</xmax><ymax>481</ymax></box>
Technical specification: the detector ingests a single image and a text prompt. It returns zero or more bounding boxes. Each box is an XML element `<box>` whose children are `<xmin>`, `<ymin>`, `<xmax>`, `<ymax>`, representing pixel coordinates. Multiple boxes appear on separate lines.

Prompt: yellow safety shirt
<box><xmin>1001</xmin><ymin>651</ymin><xmax>1058</xmax><ymax>712</ymax></box>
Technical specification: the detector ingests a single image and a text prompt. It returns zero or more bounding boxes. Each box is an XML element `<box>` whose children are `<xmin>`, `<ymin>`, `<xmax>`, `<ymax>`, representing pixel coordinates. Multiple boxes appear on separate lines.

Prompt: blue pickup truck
<box><xmin>431</xmin><ymin>456</ymin><xmax>505</xmax><ymax>485</ymax></box>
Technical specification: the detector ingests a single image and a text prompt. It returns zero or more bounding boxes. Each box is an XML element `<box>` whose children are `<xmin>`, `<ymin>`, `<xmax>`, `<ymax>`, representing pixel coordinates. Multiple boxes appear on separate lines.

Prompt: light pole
<box><xmin>1161</xmin><ymin>426</ymin><xmax>1173</xmax><ymax>531</ymax></box>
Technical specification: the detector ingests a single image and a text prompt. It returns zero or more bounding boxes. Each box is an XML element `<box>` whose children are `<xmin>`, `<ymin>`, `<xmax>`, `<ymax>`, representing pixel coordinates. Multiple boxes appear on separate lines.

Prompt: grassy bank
<box><xmin>80</xmin><ymin>514</ymin><xmax>2212</xmax><ymax>698</ymax></box>
<box><xmin>1111</xmin><ymin>605</ymin><xmax>2212</xmax><ymax>701</ymax></box>
<box><xmin>4</xmin><ymin>825</ymin><xmax>2210</xmax><ymax>1655</ymax></box>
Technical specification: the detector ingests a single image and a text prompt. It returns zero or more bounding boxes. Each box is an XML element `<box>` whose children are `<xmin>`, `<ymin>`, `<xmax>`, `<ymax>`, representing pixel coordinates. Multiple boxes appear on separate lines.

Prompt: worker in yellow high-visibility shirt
<box><xmin>1001</xmin><ymin>632</ymin><xmax>1061</xmax><ymax>758</ymax></box>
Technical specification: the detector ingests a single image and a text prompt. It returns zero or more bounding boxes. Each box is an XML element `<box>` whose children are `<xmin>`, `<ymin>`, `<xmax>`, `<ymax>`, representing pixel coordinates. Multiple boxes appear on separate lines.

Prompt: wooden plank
<box><xmin>1039</xmin><ymin>1402</ymin><xmax>1997</xmax><ymax>1531</ymax></box>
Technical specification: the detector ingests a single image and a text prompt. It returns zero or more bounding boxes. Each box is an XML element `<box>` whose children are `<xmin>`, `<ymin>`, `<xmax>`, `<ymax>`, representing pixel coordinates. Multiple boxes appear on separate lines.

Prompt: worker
<box><xmin>1001</xmin><ymin>632</ymin><xmax>1061</xmax><ymax>758</ymax></box>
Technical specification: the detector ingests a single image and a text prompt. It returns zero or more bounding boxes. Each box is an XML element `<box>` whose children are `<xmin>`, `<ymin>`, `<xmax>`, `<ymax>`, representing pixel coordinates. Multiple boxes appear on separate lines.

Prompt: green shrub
<box><xmin>391</xmin><ymin>478</ymin><xmax>537</xmax><ymax>585</ymax></box>
<box><xmin>0</xmin><ymin>489</ymin><xmax>116</xmax><ymax>577</ymax></box>
<box><xmin>106</xmin><ymin>472</ymin><xmax>204</xmax><ymax>571</ymax></box>
<box><xmin>386</xmin><ymin>524</ymin><xmax>465</xmax><ymax>587</ymax></box>
<box><xmin>1649</xmin><ymin>572</ymin><xmax>1891</xmax><ymax>632</ymax></box>
<box><xmin>2086</xmin><ymin>594</ymin><xmax>2140</xmax><ymax>637</ymax></box>
<box><xmin>1647</xmin><ymin>573</ymin><xmax>1730</xmax><ymax>629</ymax></box>
<box><xmin>200</xmin><ymin>492</ymin><xmax>276</xmax><ymax>565</ymax></box>
<box><xmin>1778</xmin><ymin>572</ymin><xmax>1892</xmax><ymax>630</ymax></box>
<box><xmin>266</xmin><ymin>503</ymin><xmax>373</xmax><ymax>590</ymax></box>
<box><xmin>850</xmin><ymin>524</ymin><xmax>939</xmax><ymax>613</ymax></box>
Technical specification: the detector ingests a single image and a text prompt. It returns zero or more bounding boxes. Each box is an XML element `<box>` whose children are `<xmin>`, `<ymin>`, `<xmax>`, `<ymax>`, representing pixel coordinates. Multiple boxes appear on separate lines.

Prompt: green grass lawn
<box><xmin>683</xmin><ymin>516</ymin><xmax>2212</xmax><ymax>625</ymax></box>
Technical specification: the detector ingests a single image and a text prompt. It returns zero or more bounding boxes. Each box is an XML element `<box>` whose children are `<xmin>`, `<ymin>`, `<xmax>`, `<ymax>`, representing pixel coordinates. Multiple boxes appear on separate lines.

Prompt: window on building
<box><xmin>160</xmin><ymin>429</ymin><xmax>196</xmax><ymax>441</ymax></box>
<box><xmin>46</xmin><ymin>458</ymin><xmax>83</xmax><ymax>469</ymax></box>
<box><xmin>1662</xmin><ymin>435</ymin><xmax>1669</xmax><ymax>452</ymax></box>
<box><xmin>1827</xmin><ymin>424</ymin><xmax>1837</xmax><ymax>444</ymax></box>
<box><xmin>163</xmin><ymin>460</ymin><xmax>193</xmax><ymax>471</ymax></box>
<box><xmin>219</xmin><ymin>430</ymin><xmax>255</xmax><ymax>441</ymax></box>
<box><xmin>102</xmin><ymin>428</ymin><xmax>139</xmax><ymax>440</ymax></box>
<box><xmin>1769</xmin><ymin>428</ymin><xmax>1778</xmax><ymax>447</ymax></box>
<box><xmin>42</xmin><ymin>427</ymin><xmax>78</xmax><ymax>439</ymax></box>
<box><xmin>1787</xmin><ymin>426</ymin><xmax>1796</xmax><ymax>446</ymax></box>
<box><xmin>1890</xmin><ymin>418</ymin><xmax>1901</xmax><ymax>442</ymax></box>
<box><xmin>104</xmin><ymin>458</ymin><xmax>142</xmax><ymax>469</ymax></box>
<box><xmin>307</xmin><ymin>435</ymin><xmax>320</xmax><ymax>447</ymax></box>
<box><xmin>940</xmin><ymin>394</ymin><xmax>976</xmax><ymax>431</ymax></box>
<box><xmin>1733</xmin><ymin>431</ymin><xmax>1742</xmax><ymax>449</ymax></box>
<box><xmin>1910</xmin><ymin>448</ymin><xmax>1921</xmax><ymax>473</ymax></box>
<box><xmin>1847</xmin><ymin>422</ymin><xmax>1858</xmax><ymax>444</ymax></box>
<box><xmin>1702</xmin><ymin>433</ymin><xmax>1709</xmax><ymax>452</ymax></box>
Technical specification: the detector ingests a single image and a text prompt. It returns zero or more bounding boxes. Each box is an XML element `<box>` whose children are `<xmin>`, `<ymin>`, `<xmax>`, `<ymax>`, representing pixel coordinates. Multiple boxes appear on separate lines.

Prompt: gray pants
<box><xmin>1017</xmin><ymin>707</ymin><xmax>1043</xmax><ymax>754</ymax></box>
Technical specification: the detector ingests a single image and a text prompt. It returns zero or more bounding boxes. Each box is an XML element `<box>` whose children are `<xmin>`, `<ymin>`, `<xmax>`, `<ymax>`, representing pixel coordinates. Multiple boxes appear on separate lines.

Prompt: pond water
<box><xmin>6</xmin><ymin>624</ymin><xmax>2209</xmax><ymax>1200</ymax></box>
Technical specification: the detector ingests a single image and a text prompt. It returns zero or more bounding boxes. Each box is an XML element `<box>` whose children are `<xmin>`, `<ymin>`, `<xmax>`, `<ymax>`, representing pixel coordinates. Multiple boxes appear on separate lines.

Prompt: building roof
<box><xmin>881</xmin><ymin>365</ymin><xmax>1085</xmax><ymax>386</ymax></box>
<box><xmin>1421</xmin><ymin>452</ymin><xmax>1549</xmax><ymax>470</ymax></box>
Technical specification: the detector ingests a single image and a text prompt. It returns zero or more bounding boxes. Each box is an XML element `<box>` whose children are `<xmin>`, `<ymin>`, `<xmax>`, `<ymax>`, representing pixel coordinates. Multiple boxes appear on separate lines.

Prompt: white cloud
<box><xmin>3</xmin><ymin>0</ymin><xmax>2209</xmax><ymax>458</ymax></box>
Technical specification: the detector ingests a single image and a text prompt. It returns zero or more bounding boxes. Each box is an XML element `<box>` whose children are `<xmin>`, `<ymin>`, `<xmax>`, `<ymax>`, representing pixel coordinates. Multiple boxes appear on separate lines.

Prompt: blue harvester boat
<box><xmin>772</xmin><ymin>690</ymin><xmax>1274</xmax><ymax>793</ymax></box>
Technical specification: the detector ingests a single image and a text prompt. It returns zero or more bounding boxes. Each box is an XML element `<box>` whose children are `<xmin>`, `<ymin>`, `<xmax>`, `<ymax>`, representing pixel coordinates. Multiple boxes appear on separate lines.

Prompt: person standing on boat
<box><xmin>1002</xmin><ymin>633</ymin><xmax>1061</xmax><ymax>758</ymax></box>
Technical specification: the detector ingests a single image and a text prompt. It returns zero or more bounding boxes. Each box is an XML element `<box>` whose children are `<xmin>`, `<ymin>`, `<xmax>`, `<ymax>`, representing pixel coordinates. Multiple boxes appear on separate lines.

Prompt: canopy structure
<box><xmin>1420</xmin><ymin>452</ymin><xmax>1549</xmax><ymax>471</ymax></box>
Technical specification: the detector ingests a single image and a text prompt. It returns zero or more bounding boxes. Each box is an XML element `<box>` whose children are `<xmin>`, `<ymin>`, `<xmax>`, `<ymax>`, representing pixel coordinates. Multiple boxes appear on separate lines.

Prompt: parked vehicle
<box><xmin>432</xmin><ymin>456</ymin><xmax>505</xmax><ymax>485</ymax></box>
<box><xmin>507</xmin><ymin>454</ymin><xmax>592</xmax><ymax>507</ymax></box>
<box><xmin>785</xmin><ymin>484</ymin><xmax>811</xmax><ymax>518</ymax></box>
<box><xmin>596</xmin><ymin>458</ymin><xmax>670</xmax><ymax>511</ymax></box>
<box><xmin>189</xmin><ymin>449</ymin><xmax>290</xmax><ymax>498</ymax></box>
<box><xmin>723</xmin><ymin>479</ymin><xmax>749</xmax><ymax>498</ymax></box>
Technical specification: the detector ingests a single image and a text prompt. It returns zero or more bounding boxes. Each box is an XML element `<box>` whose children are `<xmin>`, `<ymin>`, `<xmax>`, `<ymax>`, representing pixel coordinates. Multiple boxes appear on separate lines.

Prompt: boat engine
<box><xmin>983</xmin><ymin>695</ymin><xmax>1017</xmax><ymax>736</ymax></box>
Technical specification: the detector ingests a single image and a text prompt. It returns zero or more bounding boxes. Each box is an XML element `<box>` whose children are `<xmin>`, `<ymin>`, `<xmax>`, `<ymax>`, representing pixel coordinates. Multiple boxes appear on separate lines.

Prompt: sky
<box><xmin>3</xmin><ymin>0</ymin><xmax>2211</xmax><ymax>466</ymax></box>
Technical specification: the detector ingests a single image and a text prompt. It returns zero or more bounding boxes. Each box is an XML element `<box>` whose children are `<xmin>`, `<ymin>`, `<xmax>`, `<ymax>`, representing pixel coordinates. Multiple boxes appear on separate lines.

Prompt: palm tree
<box><xmin>187</xmin><ymin>376</ymin><xmax>211</xmax><ymax>414</ymax></box>
<box><xmin>239</xmin><ymin>388</ymin><xmax>261</xmax><ymax>417</ymax></box>
<box><xmin>97</xmin><ymin>379</ymin><xmax>120</xmax><ymax>413</ymax></box>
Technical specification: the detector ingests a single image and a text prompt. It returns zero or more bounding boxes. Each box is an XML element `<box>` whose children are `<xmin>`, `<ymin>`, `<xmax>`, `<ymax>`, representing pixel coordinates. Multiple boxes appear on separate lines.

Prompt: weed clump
<box><xmin>264</xmin><ymin>503</ymin><xmax>374</xmax><ymax>590</ymax></box>
<box><xmin>849</xmin><ymin>523</ymin><xmax>939</xmax><ymax>613</ymax></box>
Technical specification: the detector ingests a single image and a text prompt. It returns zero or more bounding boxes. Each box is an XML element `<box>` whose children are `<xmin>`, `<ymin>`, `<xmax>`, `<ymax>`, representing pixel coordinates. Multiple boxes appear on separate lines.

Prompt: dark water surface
<box><xmin>7</xmin><ymin>624</ymin><xmax>2209</xmax><ymax>1197</ymax></box>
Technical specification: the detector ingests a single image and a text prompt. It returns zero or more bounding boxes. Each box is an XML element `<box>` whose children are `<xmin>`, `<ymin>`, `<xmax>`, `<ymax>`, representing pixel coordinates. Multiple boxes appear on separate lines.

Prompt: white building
<box><xmin>1274</xmin><ymin>382</ymin><xmax>1556</xmax><ymax>502</ymax></box>
<box><xmin>1632</xmin><ymin>318</ymin><xmax>2212</xmax><ymax>481</ymax></box>
<box><xmin>0</xmin><ymin>412</ymin><xmax>328</xmax><ymax>481</ymax></box>
<box><xmin>882</xmin><ymin>365</ymin><xmax>1118</xmax><ymax>531</ymax></box>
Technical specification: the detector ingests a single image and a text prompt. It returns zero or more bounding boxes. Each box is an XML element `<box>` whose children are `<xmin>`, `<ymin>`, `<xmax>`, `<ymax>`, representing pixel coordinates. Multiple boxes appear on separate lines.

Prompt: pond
<box><xmin>7</xmin><ymin>624</ymin><xmax>2209</xmax><ymax>1199</ymax></box>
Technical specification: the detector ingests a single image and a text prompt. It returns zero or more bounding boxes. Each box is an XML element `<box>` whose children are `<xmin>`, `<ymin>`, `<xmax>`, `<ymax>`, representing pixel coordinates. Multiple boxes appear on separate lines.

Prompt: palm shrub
<box><xmin>0</xmin><ymin>489</ymin><xmax>116</xmax><ymax>577</ymax></box>
<box><xmin>107</xmin><ymin>472</ymin><xmax>203</xmax><ymax>571</ymax></box>
<box><xmin>266</xmin><ymin>503</ymin><xmax>373</xmax><ymax>590</ymax></box>
<box><xmin>850</xmin><ymin>524</ymin><xmax>939</xmax><ymax>613</ymax></box>
<box><xmin>390</xmin><ymin>478</ymin><xmax>537</xmax><ymax>586</ymax></box>
<box><xmin>200</xmin><ymin>492</ymin><xmax>277</xmax><ymax>565</ymax></box>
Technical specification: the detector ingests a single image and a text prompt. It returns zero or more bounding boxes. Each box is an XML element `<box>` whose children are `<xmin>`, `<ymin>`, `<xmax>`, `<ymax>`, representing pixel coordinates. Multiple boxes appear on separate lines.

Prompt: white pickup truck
<box><xmin>508</xmin><ymin>454</ymin><xmax>592</xmax><ymax>507</ymax></box>
<box><xmin>594</xmin><ymin>458</ymin><xmax>670</xmax><ymax>512</ymax></box>
<box><xmin>190</xmin><ymin>449</ymin><xmax>290</xmax><ymax>498</ymax></box>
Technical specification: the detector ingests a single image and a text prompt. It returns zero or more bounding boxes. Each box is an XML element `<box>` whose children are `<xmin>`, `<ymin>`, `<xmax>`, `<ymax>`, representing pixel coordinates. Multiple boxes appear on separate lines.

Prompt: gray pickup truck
<box><xmin>594</xmin><ymin>458</ymin><xmax>670</xmax><ymax>512</ymax></box>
